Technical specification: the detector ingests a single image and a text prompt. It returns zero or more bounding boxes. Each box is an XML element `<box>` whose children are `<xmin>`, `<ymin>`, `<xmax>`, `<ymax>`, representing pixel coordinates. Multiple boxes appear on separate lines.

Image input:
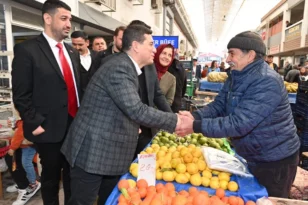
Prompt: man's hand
<box><xmin>32</xmin><ymin>126</ymin><xmax>45</xmax><ymax>136</ymax></box>
<box><xmin>8</xmin><ymin>149</ymin><xmax>15</xmax><ymax>156</ymax></box>
<box><xmin>175</xmin><ymin>114</ymin><xmax>194</xmax><ymax>137</ymax></box>
<box><xmin>178</xmin><ymin>111</ymin><xmax>195</xmax><ymax>120</ymax></box>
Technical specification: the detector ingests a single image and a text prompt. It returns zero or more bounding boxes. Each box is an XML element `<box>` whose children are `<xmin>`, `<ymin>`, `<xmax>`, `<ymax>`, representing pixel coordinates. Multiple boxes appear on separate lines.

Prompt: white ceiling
<box><xmin>182</xmin><ymin>0</ymin><xmax>281</xmax><ymax>56</ymax></box>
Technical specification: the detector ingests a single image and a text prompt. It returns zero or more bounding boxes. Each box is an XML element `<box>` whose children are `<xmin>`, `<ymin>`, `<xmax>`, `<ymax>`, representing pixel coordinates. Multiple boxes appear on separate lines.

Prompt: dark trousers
<box><xmin>133</xmin><ymin>126</ymin><xmax>152</xmax><ymax>160</ymax></box>
<box><xmin>35</xmin><ymin>115</ymin><xmax>73</xmax><ymax>205</ymax></box>
<box><xmin>5</xmin><ymin>149</ymin><xmax>29</xmax><ymax>189</ymax></box>
<box><xmin>68</xmin><ymin>166</ymin><xmax>120</xmax><ymax>205</ymax></box>
<box><xmin>35</xmin><ymin>142</ymin><xmax>71</xmax><ymax>205</ymax></box>
<box><xmin>249</xmin><ymin>150</ymin><xmax>299</xmax><ymax>198</ymax></box>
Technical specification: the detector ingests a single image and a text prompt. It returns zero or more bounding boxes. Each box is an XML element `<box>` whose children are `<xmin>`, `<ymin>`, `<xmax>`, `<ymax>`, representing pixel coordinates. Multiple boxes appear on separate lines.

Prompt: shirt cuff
<box><xmin>193</xmin><ymin>120</ymin><xmax>202</xmax><ymax>133</ymax></box>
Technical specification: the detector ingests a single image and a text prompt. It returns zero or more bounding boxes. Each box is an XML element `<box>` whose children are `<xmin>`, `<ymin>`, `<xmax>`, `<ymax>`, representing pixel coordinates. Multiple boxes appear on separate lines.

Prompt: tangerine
<box><xmin>215</xmin><ymin>188</ymin><xmax>225</xmax><ymax>199</ymax></box>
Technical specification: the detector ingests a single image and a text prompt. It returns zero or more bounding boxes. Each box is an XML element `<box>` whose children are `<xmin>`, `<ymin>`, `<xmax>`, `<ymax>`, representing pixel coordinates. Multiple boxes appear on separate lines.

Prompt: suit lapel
<box><xmin>37</xmin><ymin>34</ymin><xmax>64</xmax><ymax>81</ymax></box>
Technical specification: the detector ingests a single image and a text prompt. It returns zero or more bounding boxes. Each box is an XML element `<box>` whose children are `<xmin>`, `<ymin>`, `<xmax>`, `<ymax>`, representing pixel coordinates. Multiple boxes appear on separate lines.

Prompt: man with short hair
<box><xmin>71</xmin><ymin>31</ymin><xmax>98</xmax><ymax>98</ymax></box>
<box><xmin>61</xmin><ymin>25</ymin><xmax>186</xmax><ymax>205</ymax></box>
<box><xmin>285</xmin><ymin>64</ymin><xmax>300</xmax><ymax>82</ymax></box>
<box><xmin>91</xmin><ymin>36</ymin><xmax>107</xmax><ymax>52</ymax></box>
<box><xmin>12</xmin><ymin>1</ymin><xmax>81</xmax><ymax>204</ymax></box>
<box><xmin>105</xmin><ymin>26</ymin><xmax>126</xmax><ymax>56</ymax></box>
<box><xmin>177</xmin><ymin>31</ymin><xmax>300</xmax><ymax>198</ymax></box>
<box><xmin>266</xmin><ymin>55</ymin><xmax>279</xmax><ymax>72</ymax></box>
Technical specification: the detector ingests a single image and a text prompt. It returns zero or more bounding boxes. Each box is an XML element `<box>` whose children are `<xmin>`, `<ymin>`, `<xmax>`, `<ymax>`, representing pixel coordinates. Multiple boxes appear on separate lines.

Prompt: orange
<box><xmin>245</xmin><ymin>200</ymin><xmax>256</xmax><ymax>205</ymax></box>
<box><xmin>118</xmin><ymin>180</ymin><xmax>129</xmax><ymax>190</ymax></box>
<box><xmin>215</xmin><ymin>188</ymin><xmax>225</xmax><ymax>199</ymax></box>
<box><xmin>193</xmin><ymin>193</ymin><xmax>210</xmax><ymax>205</ymax></box>
<box><xmin>229</xmin><ymin>196</ymin><xmax>239</xmax><ymax>205</ymax></box>
<box><xmin>188</xmin><ymin>187</ymin><xmax>199</xmax><ymax>196</ymax></box>
<box><xmin>138</xmin><ymin>187</ymin><xmax>147</xmax><ymax>198</ymax></box>
<box><xmin>238</xmin><ymin>197</ymin><xmax>244</xmax><ymax>205</ymax></box>
<box><xmin>165</xmin><ymin>182</ymin><xmax>175</xmax><ymax>191</ymax></box>
<box><xmin>137</xmin><ymin>179</ymin><xmax>148</xmax><ymax>189</ymax></box>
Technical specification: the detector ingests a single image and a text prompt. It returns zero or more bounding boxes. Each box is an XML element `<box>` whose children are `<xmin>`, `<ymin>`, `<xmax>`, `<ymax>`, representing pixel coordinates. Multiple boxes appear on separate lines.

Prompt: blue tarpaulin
<box><xmin>199</xmin><ymin>80</ymin><xmax>224</xmax><ymax>92</ymax></box>
<box><xmin>106</xmin><ymin>171</ymin><xmax>268</xmax><ymax>204</ymax></box>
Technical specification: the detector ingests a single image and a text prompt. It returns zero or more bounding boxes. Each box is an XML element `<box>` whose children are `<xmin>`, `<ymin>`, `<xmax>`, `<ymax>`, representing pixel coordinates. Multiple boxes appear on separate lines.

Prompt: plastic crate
<box><xmin>299</xmin><ymin>80</ymin><xmax>308</xmax><ymax>91</ymax></box>
<box><xmin>288</xmin><ymin>93</ymin><xmax>297</xmax><ymax>104</ymax></box>
<box><xmin>199</xmin><ymin>80</ymin><xmax>224</xmax><ymax>92</ymax></box>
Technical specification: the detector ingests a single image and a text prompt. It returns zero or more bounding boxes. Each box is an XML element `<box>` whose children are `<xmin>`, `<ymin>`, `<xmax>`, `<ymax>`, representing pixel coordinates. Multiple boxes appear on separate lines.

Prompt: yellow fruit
<box><xmin>160</xmin><ymin>146</ymin><xmax>168</xmax><ymax>152</ymax></box>
<box><xmin>211</xmin><ymin>176</ymin><xmax>219</xmax><ymax>181</ymax></box>
<box><xmin>188</xmin><ymin>144</ymin><xmax>196</xmax><ymax>149</ymax></box>
<box><xmin>165</xmin><ymin>153</ymin><xmax>172</xmax><ymax>161</ymax></box>
<box><xmin>186</xmin><ymin>163</ymin><xmax>199</xmax><ymax>175</ymax></box>
<box><xmin>183</xmin><ymin>153</ymin><xmax>193</xmax><ymax>163</ymax></box>
<box><xmin>210</xmin><ymin>180</ymin><xmax>220</xmax><ymax>189</ymax></box>
<box><xmin>212</xmin><ymin>170</ymin><xmax>220</xmax><ymax>175</ymax></box>
<box><xmin>171</xmin><ymin>158</ymin><xmax>181</xmax><ymax>169</ymax></box>
<box><xmin>127</xmin><ymin>179</ymin><xmax>136</xmax><ymax>188</ymax></box>
<box><xmin>192</xmin><ymin>157</ymin><xmax>199</xmax><ymax>163</ymax></box>
<box><xmin>228</xmin><ymin>181</ymin><xmax>239</xmax><ymax>192</ymax></box>
<box><xmin>145</xmin><ymin>147</ymin><xmax>153</xmax><ymax>154</ymax></box>
<box><xmin>163</xmin><ymin>171</ymin><xmax>175</xmax><ymax>182</ymax></box>
<box><xmin>206</xmin><ymin>167</ymin><xmax>212</xmax><ymax>172</ymax></box>
<box><xmin>172</xmin><ymin>151</ymin><xmax>181</xmax><ymax>159</ymax></box>
<box><xmin>180</xmin><ymin>148</ymin><xmax>189</xmax><ymax>157</ymax></box>
<box><xmin>176</xmin><ymin>163</ymin><xmax>187</xmax><ymax>174</ymax></box>
<box><xmin>202</xmin><ymin>170</ymin><xmax>212</xmax><ymax>178</ymax></box>
<box><xmin>185</xmin><ymin>172</ymin><xmax>191</xmax><ymax>180</ymax></box>
<box><xmin>201</xmin><ymin>177</ymin><xmax>211</xmax><ymax>187</ymax></box>
<box><xmin>220</xmin><ymin>180</ymin><xmax>228</xmax><ymax>190</ymax></box>
<box><xmin>192</xmin><ymin>148</ymin><xmax>202</xmax><ymax>158</ymax></box>
<box><xmin>161</xmin><ymin>162</ymin><xmax>172</xmax><ymax>169</ymax></box>
<box><xmin>218</xmin><ymin>173</ymin><xmax>231</xmax><ymax>182</ymax></box>
<box><xmin>168</xmin><ymin>146</ymin><xmax>177</xmax><ymax>153</ymax></box>
<box><xmin>197</xmin><ymin>160</ymin><xmax>207</xmax><ymax>171</ymax></box>
<box><xmin>175</xmin><ymin>173</ymin><xmax>189</xmax><ymax>184</ymax></box>
<box><xmin>177</xmin><ymin>145</ymin><xmax>184</xmax><ymax>151</ymax></box>
<box><xmin>131</xmin><ymin>167</ymin><xmax>138</xmax><ymax>178</ymax></box>
<box><xmin>157</xmin><ymin>150</ymin><xmax>166</xmax><ymax>158</ymax></box>
<box><xmin>190</xmin><ymin>173</ymin><xmax>202</xmax><ymax>186</ymax></box>
<box><xmin>172</xmin><ymin>170</ymin><xmax>177</xmax><ymax>178</ymax></box>
<box><xmin>151</xmin><ymin>144</ymin><xmax>160</xmax><ymax>149</ymax></box>
<box><xmin>140</xmin><ymin>151</ymin><xmax>147</xmax><ymax>154</ymax></box>
<box><xmin>157</xmin><ymin>159</ymin><xmax>165</xmax><ymax>168</ymax></box>
<box><xmin>129</xmin><ymin>163</ymin><xmax>138</xmax><ymax>173</ymax></box>
<box><xmin>156</xmin><ymin>169</ymin><xmax>163</xmax><ymax>180</ymax></box>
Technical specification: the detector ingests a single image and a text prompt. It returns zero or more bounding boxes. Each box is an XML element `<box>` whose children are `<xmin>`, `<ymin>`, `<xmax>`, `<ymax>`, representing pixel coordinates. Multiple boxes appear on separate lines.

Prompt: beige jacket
<box><xmin>159</xmin><ymin>71</ymin><xmax>176</xmax><ymax>105</ymax></box>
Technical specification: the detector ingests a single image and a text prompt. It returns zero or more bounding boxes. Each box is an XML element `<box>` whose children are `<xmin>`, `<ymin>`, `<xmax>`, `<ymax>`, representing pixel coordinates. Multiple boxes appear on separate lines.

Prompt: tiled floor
<box><xmin>0</xmin><ymin>171</ymin><xmax>64</xmax><ymax>205</ymax></box>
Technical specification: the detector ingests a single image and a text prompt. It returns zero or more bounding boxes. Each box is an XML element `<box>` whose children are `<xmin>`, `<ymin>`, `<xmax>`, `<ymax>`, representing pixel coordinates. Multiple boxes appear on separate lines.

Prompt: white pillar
<box><xmin>281</xmin><ymin>10</ymin><xmax>291</xmax><ymax>51</ymax></box>
<box><xmin>300</xmin><ymin>0</ymin><xmax>308</xmax><ymax>47</ymax></box>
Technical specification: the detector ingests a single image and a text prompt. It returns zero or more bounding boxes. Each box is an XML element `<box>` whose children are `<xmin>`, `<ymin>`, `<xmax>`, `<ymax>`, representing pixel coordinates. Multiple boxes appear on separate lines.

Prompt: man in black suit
<box><xmin>71</xmin><ymin>31</ymin><xmax>97</xmax><ymax>98</ymax></box>
<box><xmin>12</xmin><ymin>1</ymin><xmax>80</xmax><ymax>204</ymax></box>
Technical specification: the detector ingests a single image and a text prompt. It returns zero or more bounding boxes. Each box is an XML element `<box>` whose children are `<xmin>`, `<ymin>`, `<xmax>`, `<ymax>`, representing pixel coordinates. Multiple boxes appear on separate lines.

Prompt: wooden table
<box><xmin>269</xmin><ymin>197</ymin><xmax>308</xmax><ymax>205</ymax></box>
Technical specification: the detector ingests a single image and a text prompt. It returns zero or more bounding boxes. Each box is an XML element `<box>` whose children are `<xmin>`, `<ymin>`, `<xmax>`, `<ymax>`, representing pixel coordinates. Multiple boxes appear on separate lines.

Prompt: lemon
<box><xmin>172</xmin><ymin>151</ymin><xmax>181</xmax><ymax>159</ymax></box>
<box><xmin>185</xmin><ymin>172</ymin><xmax>191</xmax><ymax>180</ymax></box>
<box><xmin>180</xmin><ymin>148</ymin><xmax>189</xmax><ymax>157</ymax></box>
<box><xmin>218</xmin><ymin>173</ymin><xmax>230</xmax><ymax>182</ymax></box>
<box><xmin>161</xmin><ymin>162</ymin><xmax>172</xmax><ymax>169</ymax></box>
<box><xmin>163</xmin><ymin>171</ymin><xmax>175</xmax><ymax>182</ymax></box>
<box><xmin>160</xmin><ymin>146</ymin><xmax>168</xmax><ymax>152</ymax></box>
<box><xmin>188</xmin><ymin>144</ymin><xmax>196</xmax><ymax>149</ymax></box>
<box><xmin>156</xmin><ymin>169</ymin><xmax>163</xmax><ymax>180</ymax></box>
<box><xmin>145</xmin><ymin>147</ymin><xmax>153</xmax><ymax>154</ymax></box>
<box><xmin>212</xmin><ymin>170</ymin><xmax>220</xmax><ymax>175</ymax></box>
<box><xmin>186</xmin><ymin>163</ymin><xmax>199</xmax><ymax>175</ymax></box>
<box><xmin>192</xmin><ymin>157</ymin><xmax>199</xmax><ymax>163</ymax></box>
<box><xmin>210</xmin><ymin>180</ymin><xmax>220</xmax><ymax>189</ymax></box>
<box><xmin>211</xmin><ymin>176</ymin><xmax>219</xmax><ymax>181</ymax></box>
<box><xmin>157</xmin><ymin>150</ymin><xmax>166</xmax><ymax>158</ymax></box>
<box><xmin>140</xmin><ymin>151</ymin><xmax>147</xmax><ymax>154</ymax></box>
<box><xmin>151</xmin><ymin>144</ymin><xmax>160</xmax><ymax>149</ymax></box>
<box><xmin>176</xmin><ymin>163</ymin><xmax>187</xmax><ymax>174</ymax></box>
<box><xmin>183</xmin><ymin>153</ymin><xmax>193</xmax><ymax>163</ymax></box>
<box><xmin>201</xmin><ymin>177</ymin><xmax>210</xmax><ymax>187</ymax></box>
<box><xmin>228</xmin><ymin>181</ymin><xmax>239</xmax><ymax>192</ymax></box>
<box><xmin>202</xmin><ymin>170</ymin><xmax>212</xmax><ymax>178</ymax></box>
<box><xmin>168</xmin><ymin>146</ymin><xmax>177</xmax><ymax>153</ymax></box>
<box><xmin>129</xmin><ymin>163</ymin><xmax>138</xmax><ymax>173</ymax></box>
<box><xmin>197</xmin><ymin>160</ymin><xmax>207</xmax><ymax>171</ymax></box>
<box><xmin>190</xmin><ymin>173</ymin><xmax>202</xmax><ymax>186</ymax></box>
<box><xmin>192</xmin><ymin>148</ymin><xmax>202</xmax><ymax>158</ymax></box>
<box><xmin>220</xmin><ymin>180</ymin><xmax>228</xmax><ymax>190</ymax></box>
<box><xmin>175</xmin><ymin>173</ymin><xmax>189</xmax><ymax>184</ymax></box>
<box><xmin>171</xmin><ymin>158</ymin><xmax>181</xmax><ymax>168</ymax></box>
<box><xmin>177</xmin><ymin>145</ymin><xmax>184</xmax><ymax>151</ymax></box>
<box><xmin>131</xmin><ymin>167</ymin><xmax>138</xmax><ymax>178</ymax></box>
<box><xmin>172</xmin><ymin>170</ymin><xmax>177</xmax><ymax>178</ymax></box>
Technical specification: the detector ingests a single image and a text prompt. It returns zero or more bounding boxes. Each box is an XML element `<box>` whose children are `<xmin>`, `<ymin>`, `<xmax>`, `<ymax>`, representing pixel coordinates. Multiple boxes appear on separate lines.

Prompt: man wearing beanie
<box><xmin>176</xmin><ymin>31</ymin><xmax>300</xmax><ymax>198</ymax></box>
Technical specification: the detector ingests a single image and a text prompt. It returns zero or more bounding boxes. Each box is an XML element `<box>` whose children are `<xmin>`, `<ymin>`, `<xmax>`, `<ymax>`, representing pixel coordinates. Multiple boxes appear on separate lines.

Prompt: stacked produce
<box><xmin>117</xmin><ymin>178</ymin><xmax>255</xmax><ymax>205</ymax></box>
<box><xmin>284</xmin><ymin>81</ymin><xmax>298</xmax><ymax>93</ymax></box>
<box><xmin>151</xmin><ymin>132</ymin><xmax>232</xmax><ymax>154</ymax></box>
<box><xmin>129</xmin><ymin>132</ymin><xmax>238</xmax><ymax>192</ymax></box>
<box><xmin>207</xmin><ymin>72</ymin><xmax>228</xmax><ymax>83</ymax></box>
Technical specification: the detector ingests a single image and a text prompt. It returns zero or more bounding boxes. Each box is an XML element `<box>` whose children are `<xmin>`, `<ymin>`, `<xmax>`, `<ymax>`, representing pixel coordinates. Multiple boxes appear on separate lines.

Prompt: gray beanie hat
<box><xmin>227</xmin><ymin>31</ymin><xmax>266</xmax><ymax>55</ymax></box>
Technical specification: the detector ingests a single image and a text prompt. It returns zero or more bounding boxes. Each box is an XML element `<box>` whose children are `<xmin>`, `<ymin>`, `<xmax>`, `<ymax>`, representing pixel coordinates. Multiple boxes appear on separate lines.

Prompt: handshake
<box><xmin>175</xmin><ymin>111</ymin><xmax>195</xmax><ymax>137</ymax></box>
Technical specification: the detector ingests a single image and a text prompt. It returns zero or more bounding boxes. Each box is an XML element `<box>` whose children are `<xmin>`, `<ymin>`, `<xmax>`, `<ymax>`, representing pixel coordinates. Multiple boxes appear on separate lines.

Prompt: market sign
<box><xmin>269</xmin><ymin>45</ymin><xmax>280</xmax><ymax>55</ymax></box>
<box><xmin>285</xmin><ymin>22</ymin><xmax>302</xmax><ymax>41</ymax></box>
<box><xmin>153</xmin><ymin>36</ymin><xmax>179</xmax><ymax>48</ymax></box>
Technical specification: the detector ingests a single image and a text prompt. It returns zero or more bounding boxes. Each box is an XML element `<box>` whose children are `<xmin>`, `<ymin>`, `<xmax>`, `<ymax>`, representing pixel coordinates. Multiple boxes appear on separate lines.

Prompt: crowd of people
<box><xmin>4</xmin><ymin>0</ymin><xmax>306</xmax><ymax>205</ymax></box>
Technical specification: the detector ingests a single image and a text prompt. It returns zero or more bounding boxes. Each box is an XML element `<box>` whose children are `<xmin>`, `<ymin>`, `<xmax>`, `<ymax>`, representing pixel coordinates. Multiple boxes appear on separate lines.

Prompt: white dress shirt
<box><xmin>127</xmin><ymin>54</ymin><xmax>142</xmax><ymax>76</ymax></box>
<box><xmin>80</xmin><ymin>49</ymin><xmax>92</xmax><ymax>71</ymax></box>
<box><xmin>42</xmin><ymin>32</ymin><xmax>80</xmax><ymax>106</ymax></box>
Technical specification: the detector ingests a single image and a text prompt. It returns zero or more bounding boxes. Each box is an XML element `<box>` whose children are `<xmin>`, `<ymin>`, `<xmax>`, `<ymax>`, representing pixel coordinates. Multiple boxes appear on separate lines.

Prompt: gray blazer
<box><xmin>61</xmin><ymin>52</ymin><xmax>177</xmax><ymax>175</ymax></box>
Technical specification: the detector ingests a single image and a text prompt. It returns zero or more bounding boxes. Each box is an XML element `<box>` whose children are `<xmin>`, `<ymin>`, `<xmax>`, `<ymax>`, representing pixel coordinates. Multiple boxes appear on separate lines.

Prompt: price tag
<box><xmin>137</xmin><ymin>153</ymin><xmax>156</xmax><ymax>186</ymax></box>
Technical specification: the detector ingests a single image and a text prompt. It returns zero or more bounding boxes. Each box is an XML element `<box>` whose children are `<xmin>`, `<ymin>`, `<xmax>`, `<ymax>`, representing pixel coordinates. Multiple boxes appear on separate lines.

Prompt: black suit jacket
<box><xmin>12</xmin><ymin>34</ymin><xmax>81</xmax><ymax>143</ymax></box>
<box><xmin>196</xmin><ymin>65</ymin><xmax>202</xmax><ymax>79</ymax></box>
<box><xmin>79</xmin><ymin>49</ymin><xmax>98</xmax><ymax>99</ymax></box>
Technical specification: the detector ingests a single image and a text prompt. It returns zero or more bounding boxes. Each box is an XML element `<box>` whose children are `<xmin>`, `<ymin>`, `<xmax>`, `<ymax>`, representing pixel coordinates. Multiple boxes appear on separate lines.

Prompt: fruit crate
<box><xmin>301</xmin><ymin>157</ymin><xmax>308</xmax><ymax>170</ymax></box>
<box><xmin>298</xmin><ymin>80</ymin><xmax>308</xmax><ymax>91</ymax></box>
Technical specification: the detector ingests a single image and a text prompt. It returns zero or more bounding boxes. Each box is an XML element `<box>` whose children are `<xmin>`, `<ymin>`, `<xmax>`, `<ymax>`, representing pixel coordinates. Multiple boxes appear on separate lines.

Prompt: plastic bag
<box><xmin>0</xmin><ymin>157</ymin><xmax>8</xmax><ymax>172</ymax></box>
<box><xmin>256</xmin><ymin>197</ymin><xmax>274</xmax><ymax>205</ymax></box>
<box><xmin>202</xmin><ymin>147</ymin><xmax>253</xmax><ymax>177</ymax></box>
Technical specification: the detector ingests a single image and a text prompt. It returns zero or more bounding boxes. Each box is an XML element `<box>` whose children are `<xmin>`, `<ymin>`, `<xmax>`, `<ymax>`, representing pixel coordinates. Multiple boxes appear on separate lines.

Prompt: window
<box><xmin>165</xmin><ymin>15</ymin><xmax>173</xmax><ymax>36</ymax></box>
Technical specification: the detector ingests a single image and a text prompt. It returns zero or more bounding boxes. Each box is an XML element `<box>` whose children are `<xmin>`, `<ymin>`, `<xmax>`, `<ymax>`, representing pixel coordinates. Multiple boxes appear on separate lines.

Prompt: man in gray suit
<box><xmin>61</xmin><ymin>25</ymin><xmax>184</xmax><ymax>205</ymax></box>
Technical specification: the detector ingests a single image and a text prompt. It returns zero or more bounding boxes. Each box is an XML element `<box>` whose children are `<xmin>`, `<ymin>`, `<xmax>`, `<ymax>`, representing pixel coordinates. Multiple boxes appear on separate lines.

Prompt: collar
<box><xmin>230</xmin><ymin>59</ymin><xmax>263</xmax><ymax>77</ymax></box>
<box><xmin>81</xmin><ymin>49</ymin><xmax>91</xmax><ymax>57</ymax></box>
<box><xmin>127</xmin><ymin>54</ymin><xmax>142</xmax><ymax>76</ymax></box>
<box><xmin>42</xmin><ymin>32</ymin><xmax>63</xmax><ymax>48</ymax></box>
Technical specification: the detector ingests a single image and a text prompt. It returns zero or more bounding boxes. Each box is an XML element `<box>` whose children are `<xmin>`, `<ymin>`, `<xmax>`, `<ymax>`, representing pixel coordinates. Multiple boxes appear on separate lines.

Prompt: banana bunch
<box><xmin>207</xmin><ymin>72</ymin><xmax>228</xmax><ymax>83</ymax></box>
<box><xmin>284</xmin><ymin>81</ymin><xmax>298</xmax><ymax>93</ymax></box>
